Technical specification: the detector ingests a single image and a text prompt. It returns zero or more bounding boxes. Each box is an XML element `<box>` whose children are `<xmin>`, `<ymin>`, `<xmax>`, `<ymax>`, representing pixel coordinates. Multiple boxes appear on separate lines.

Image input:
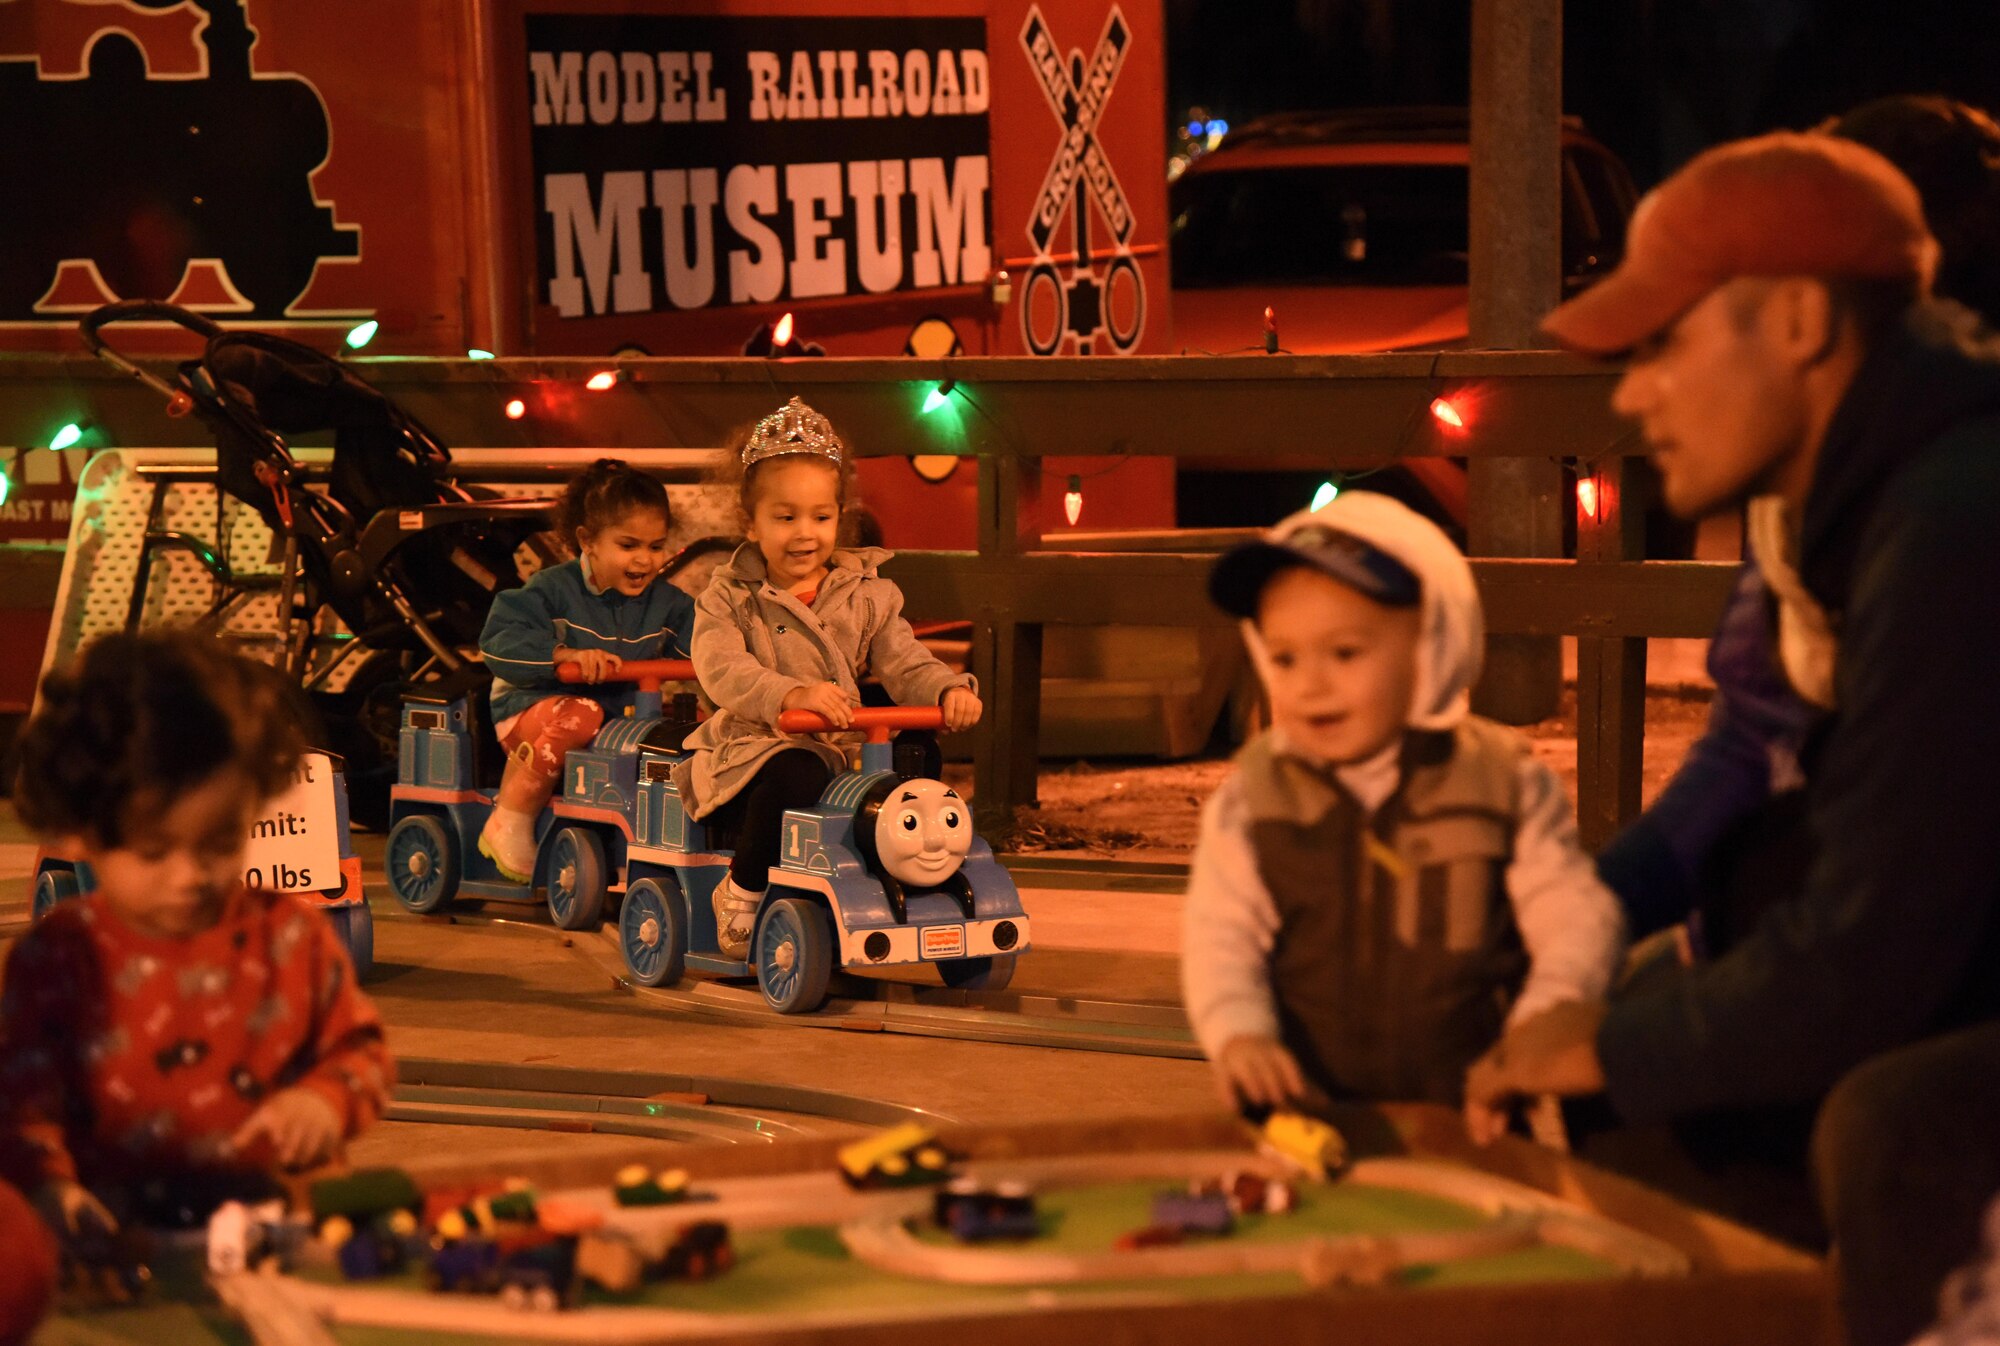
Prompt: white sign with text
<box><xmin>243</xmin><ymin>753</ymin><xmax>340</xmax><ymax>894</ymax></box>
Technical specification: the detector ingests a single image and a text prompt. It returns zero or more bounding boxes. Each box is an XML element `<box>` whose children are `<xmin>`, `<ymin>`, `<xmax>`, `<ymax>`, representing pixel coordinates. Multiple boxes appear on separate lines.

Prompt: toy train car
<box><xmin>1258</xmin><ymin>1111</ymin><xmax>1349</xmax><ymax>1180</ymax></box>
<box><xmin>206</xmin><ymin>1199</ymin><xmax>306</xmax><ymax>1275</ymax></box>
<box><xmin>383</xmin><ymin>660</ymin><xmax>1031</xmax><ymax>1014</ymax></box>
<box><xmin>837</xmin><ymin>1123</ymin><xmax>958</xmax><ymax>1189</ymax></box>
<box><xmin>934</xmin><ymin>1180</ymin><xmax>1039</xmax><ymax>1242</ymax></box>
<box><xmin>31</xmin><ymin>750</ymin><xmax>375</xmax><ymax>978</ymax></box>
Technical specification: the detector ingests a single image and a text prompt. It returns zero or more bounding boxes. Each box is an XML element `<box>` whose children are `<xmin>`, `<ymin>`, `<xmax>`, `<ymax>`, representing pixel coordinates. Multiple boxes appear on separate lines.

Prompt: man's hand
<box><xmin>783</xmin><ymin>682</ymin><xmax>854</xmax><ymax>728</ymax></box>
<box><xmin>230</xmin><ymin>1088</ymin><xmax>343</xmax><ymax>1171</ymax></box>
<box><xmin>33</xmin><ymin>1179</ymin><xmax>115</xmax><ymax>1241</ymax></box>
<box><xmin>1214</xmin><ymin>1035</ymin><xmax>1308</xmax><ymax>1114</ymax></box>
<box><xmin>1463</xmin><ymin>1000</ymin><xmax>1609</xmax><ymax>1146</ymax></box>
<box><xmin>556</xmin><ymin>647</ymin><xmax>622</xmax><ymax>684</ymax></box>
<box><xmin>940</xmin><ymin>687</ymin><xmax>983</xmax><ymax>733</ymax></box>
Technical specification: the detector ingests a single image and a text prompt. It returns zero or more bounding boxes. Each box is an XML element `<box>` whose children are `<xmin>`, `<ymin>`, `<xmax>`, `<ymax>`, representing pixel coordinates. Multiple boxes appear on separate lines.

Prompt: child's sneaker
<box><xmin>712</xmin><ymin>876</ymin><xmax>759</xmax><ymax>959</ymax></box>
<box><xmin>479</xmin><ymin>808</ymin><xmax>538</xmax><ymax>883</ymax></box>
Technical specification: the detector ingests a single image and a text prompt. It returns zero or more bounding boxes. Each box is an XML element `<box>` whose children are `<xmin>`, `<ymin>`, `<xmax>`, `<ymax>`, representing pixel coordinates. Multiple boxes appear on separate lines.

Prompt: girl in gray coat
<box><xmin>681</xmin><ymin>398</ymin><xmax>981</xmax><ymax>956</ymax></box>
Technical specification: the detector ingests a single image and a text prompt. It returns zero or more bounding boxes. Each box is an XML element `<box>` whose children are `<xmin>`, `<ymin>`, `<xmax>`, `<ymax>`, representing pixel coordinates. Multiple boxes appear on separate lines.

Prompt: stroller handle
<box><xmin>79</xmin><ymin>301</ymin><xmax>226</xmax><ymax>404</ymax></box>
<box><xmin>778</xmin><ymin>706</ymin><xmax>945</xmax><ymax>744</ymax></box>
<box><xmin>556</xmin><ymin>658</ymin><xmax>697</xmax><ymax>693</ymax></box>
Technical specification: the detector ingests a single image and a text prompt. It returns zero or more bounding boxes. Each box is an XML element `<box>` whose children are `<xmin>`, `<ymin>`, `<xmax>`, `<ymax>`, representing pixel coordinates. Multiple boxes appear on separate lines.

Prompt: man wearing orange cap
<box><xmin>1464</xmin><ymin>131</ymin><xmax>2000</xmax><ymax>1346</ymax></box>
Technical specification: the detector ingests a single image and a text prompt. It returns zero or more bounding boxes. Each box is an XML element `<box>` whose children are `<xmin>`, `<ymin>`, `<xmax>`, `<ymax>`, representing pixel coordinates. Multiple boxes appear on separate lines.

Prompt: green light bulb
<box><xmin>1310</xmin><ymin>480</ymin><xmax>1340</xmax><ymax>511</ymax></box>
<box><xmin>922</xmin><ymin>386</ymin><xmax>950</xmax><ymax>414</ymax></box>
<box><xmin>0</xmin><ymin>467</ymin><xmax>11</xmax><ymax>507</ymax></box>
<box><xmin>467</xmin><ymin>349</ymin><xmax>496</xmax><ymax>360</ymax></box>
<box><xmin>49</xmin><ymin>422</ymin><xmax>83</xmax><ymax>451</ymax></box>
<box><xmin>344</xmin><ymin>320</ymin><xmax>380</xmax><ymax>350</ymax></box>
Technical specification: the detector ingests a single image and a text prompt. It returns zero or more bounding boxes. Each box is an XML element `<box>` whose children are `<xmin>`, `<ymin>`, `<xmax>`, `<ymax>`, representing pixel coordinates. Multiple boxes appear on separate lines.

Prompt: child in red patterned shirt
<box><xmin>0</xmin><ymin>632</ymin><xmax>391</xmax><ymax>1247</ymax></box>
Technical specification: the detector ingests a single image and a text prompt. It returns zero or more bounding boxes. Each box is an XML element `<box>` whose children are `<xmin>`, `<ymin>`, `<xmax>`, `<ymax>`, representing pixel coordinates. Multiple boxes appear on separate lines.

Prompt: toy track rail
<box><xmin>384</xmin><ymin>1056</ymin><xmax>952</xmax><ymax>1143</ymax></box>
<box><xmin>384</xmin><ymin>908</ymin><xmax>1203</xmax><ymax>1060</ymax></box>
<box><xmin>994</xmin><ymin>854</ymin><xmax>1190</xmax><ymax>893</ymax></box>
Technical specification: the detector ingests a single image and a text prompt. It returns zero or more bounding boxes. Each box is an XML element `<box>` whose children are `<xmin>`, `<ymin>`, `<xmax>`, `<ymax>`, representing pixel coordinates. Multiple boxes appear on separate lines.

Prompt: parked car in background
<box><xmin>1167</xmin><ymin>106</ymin><xmax>1640</xmax><ymax>532</ymax></box>
<box><xmin>1170</xmin><ymin>106</ymin><xmax>1639</xmax><ymax>356</ymax></box>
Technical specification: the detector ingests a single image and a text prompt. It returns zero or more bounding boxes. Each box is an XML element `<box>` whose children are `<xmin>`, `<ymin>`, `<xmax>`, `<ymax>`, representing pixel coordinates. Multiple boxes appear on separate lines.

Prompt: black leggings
<box><xmin>703</xmin><ymin>749</ymin><xmax>833</xmax><ymax>890</ymax></box>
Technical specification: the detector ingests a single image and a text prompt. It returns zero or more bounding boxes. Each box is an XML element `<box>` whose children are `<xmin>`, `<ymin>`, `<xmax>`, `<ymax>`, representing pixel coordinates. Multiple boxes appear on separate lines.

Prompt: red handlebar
<box><xmin>556</xmin><ymin>658</ymin><xmax>697</xmax><ymax>691</ymax></box>
<box><xmin>778</xmin><ymin>706</ymin><xmax>944</xmax><ymax>743</ymax></box>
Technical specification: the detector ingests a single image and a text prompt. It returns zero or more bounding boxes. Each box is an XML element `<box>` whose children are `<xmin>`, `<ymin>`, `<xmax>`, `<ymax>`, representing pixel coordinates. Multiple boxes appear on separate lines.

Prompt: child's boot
<box><xmin>712</xmin><ymin>875</ymin><xmax>760</xmax><ymax>959</ymax></box>
<box><xmin>478</xmin><ymin>808</ymin><xmax>539</xmax><ymax>883</ymax></box>
<box><xmin>479</xmin><ymin>743</ymin><xmax>547</xmax><ymax>883</ymax></box>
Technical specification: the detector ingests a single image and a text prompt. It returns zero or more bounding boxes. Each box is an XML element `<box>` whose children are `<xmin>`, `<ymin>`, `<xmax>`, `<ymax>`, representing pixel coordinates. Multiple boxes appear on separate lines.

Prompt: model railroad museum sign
<box><xmin>525</xmin><ymin>14</ymin><xmax>994</xmax><ymax>334</ymax></box>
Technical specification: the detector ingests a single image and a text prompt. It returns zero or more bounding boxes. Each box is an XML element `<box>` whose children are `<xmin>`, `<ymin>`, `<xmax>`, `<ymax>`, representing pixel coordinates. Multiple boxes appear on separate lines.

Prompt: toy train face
<box><xmin>865</xmin><ymin>778</ymin><xmax>973</xmax><ymax>887</ymax></box>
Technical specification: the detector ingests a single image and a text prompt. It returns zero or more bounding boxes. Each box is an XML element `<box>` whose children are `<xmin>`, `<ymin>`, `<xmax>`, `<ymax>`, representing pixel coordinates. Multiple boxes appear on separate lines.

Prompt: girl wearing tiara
<box><xmin>679</xmin><ymin>398</ymin><xmax>982</xmax><ymax>957</ymax></box>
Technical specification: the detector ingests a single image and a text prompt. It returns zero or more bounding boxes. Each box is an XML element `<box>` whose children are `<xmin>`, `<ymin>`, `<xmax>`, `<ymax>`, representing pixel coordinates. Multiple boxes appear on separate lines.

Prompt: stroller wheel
<box><xmin>386</xmin><ymin>815</ymin><xmax>460</xmax><ymax>914</ymax></box>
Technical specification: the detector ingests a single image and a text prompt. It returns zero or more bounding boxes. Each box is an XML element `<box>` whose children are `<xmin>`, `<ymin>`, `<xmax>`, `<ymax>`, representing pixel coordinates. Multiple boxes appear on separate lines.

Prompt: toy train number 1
<box><xmin>384</xmin><ymin>659</ymin><xmax>1031</xmax><ymax>1015</ymax></box>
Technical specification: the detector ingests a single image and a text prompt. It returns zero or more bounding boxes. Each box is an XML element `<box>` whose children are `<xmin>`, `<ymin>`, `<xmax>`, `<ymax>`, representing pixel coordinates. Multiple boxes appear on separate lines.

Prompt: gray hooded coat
<box><xmin>676</xmin><ymin>543</ymin><xmax>974</xmax><ymax>817</ymax></box>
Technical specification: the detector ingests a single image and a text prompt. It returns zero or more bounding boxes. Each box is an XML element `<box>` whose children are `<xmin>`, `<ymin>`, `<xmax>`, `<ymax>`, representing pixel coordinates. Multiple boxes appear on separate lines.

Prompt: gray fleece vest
<box><xmin>1238</xmin><ymin>718</ymin><xmax>1527</xmax><ymax>1105</ymax></box>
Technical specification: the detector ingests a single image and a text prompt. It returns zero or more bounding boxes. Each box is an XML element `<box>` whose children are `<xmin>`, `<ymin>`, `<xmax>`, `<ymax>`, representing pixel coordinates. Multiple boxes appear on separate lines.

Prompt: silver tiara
<box><xmin>741</xmin><ymin>397</ymin><xmax>844</xmax><ymax>468</ymax></box>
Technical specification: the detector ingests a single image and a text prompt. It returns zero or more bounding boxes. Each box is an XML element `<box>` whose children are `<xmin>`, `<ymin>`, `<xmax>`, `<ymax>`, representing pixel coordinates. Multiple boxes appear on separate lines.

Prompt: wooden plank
<box><xmin>1466</xmin><ymin>0</ymin><xmax>1566</xmax><ymax>726</ymax></box>
<box><xmin>973</xmin><ymin>618</ymin><xmax>1044</xmax><ymax>831</ymax></box>
<box><xmin>1574</xmin><ymin>459</ymin><xmax>1651</xmax><ymax>849</ymax></box>
<box><xmin>0</xmin><ymin>352</ymin><xmax>1634</xmax><ymax>464</ymax></box>
<box><xmin>884</xmin><ymin>553</ymin><xmax>1735</xmax><ymax>638</ymax></box>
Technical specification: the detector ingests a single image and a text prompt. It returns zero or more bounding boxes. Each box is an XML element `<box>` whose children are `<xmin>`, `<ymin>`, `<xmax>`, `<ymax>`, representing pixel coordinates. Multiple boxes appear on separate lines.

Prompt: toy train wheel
<box><xmin>545</xmin><ymin>827</ymin><xmax>608</xmax><ymax>930</ymax></box>
<box><xmin>937</xmin><ymin>954</ymin><xmax>1016</xmax><ymax>992</ymax></box>
<box><xmin>32</xmin><ymin>865</ymin><xmax>80</xmax><ymax>921</ymax></box>
<box><xmin>325</xmin><ymin>902</ymin><xmax>376</xmax><ymax>980</ymax></box>
<box><xmin>754</xmin><ymin>898</ymin><xmax>833</xmax><ymax>1014</ymax></box>
<box><xmin>620</xmin><ymin>876</ymin><xmax>687</xmax><ymax>987</ymax></box>
<box><xmin>385</xmin><ymin>815</ymin><xmax>459</xmax><ymax>914</ymax></box>
<box><xmin>501</xmin><ymin>1283</ymin><xmax>527</xmax><ymax>1311</ymax></box>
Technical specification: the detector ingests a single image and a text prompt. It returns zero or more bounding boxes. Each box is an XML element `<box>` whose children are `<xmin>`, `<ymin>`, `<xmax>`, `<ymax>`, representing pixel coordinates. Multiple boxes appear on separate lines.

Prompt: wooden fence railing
<box><xmin>0</xmin><ymin>351</ymin><xmax>1737</xmax><ymax>848</ymax></box>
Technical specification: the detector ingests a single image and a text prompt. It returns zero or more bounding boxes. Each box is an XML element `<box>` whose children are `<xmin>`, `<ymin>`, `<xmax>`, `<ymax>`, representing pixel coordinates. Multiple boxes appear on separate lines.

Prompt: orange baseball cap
<box><xmin>1542</xmin><ymin>131</ymin><xmax>1938</xmax><ymax>355</ymax></box>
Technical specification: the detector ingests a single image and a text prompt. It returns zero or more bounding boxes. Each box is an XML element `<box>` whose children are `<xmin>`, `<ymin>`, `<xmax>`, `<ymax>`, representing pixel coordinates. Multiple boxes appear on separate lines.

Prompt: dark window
<box><xmin>1565</xmin><ymin>147</ymin><xmax>1637</xmax><ymax>271</ymax></box>
<box><xmin>1170</xmin><ymin>165</ymin><xmax>1471</xmax><ymax>289</ymax></box>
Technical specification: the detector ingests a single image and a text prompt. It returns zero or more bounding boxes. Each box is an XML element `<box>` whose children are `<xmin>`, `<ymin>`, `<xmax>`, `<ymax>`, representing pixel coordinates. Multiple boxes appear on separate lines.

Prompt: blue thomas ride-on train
<box><xmin>383</xmin><ymin>659</ymin><xmax>1030</xmax><ymax>1013</ymax></box>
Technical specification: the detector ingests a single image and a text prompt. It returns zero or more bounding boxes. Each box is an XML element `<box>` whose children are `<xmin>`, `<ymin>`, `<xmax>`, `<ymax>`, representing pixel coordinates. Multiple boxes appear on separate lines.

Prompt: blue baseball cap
<box><xmin>1209</xmin><ymin>520</ymin><xmax>1422</xmax><ymax>617</ymax></box>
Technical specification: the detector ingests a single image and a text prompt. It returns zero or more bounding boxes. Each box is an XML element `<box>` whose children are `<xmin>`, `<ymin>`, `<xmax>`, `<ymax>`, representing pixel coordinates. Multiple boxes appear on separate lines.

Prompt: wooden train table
<box><xmin>38</xmin><ymin>1106</ymin><xmax>1834</xmax><ymax>1346</ymax></box>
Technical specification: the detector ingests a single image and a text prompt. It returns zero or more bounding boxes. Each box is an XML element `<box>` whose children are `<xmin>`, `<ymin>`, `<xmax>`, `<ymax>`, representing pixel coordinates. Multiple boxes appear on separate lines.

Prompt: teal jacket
<box><xmin>478</xmin><ymin>559</ymin><xmax>694</xmax><ymax>725</ymax></box>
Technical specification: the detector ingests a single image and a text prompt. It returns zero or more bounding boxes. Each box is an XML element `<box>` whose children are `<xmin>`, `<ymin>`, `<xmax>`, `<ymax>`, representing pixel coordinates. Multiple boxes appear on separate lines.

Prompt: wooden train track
<box><xmin>838</xmin><ymin>1151</ymin><xmax>1691</xmax><ymax>1287</ymax></box>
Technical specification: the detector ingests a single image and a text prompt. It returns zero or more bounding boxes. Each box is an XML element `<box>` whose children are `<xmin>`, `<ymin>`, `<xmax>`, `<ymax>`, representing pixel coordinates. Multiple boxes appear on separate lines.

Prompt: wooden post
<box><xmin>1467</xmin><ymin>0</ymin><xmax>1565</xmax><ymax>726</ymax></box>
<box><xmin>1573</xmin><ymin>459</ymin><xmax>1647</xmax><ymax>851</ymax></box>
<box><xmin>971</xmin><ymin>453</ymin><xmax>1044</xmax><ymax>834</ymax></box>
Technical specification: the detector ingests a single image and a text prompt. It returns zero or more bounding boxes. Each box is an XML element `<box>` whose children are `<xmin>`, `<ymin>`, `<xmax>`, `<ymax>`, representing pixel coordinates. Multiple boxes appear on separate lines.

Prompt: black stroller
<box><xmin>81</xmin><ymin>301</ymin><xmax>558</xmax><ymax>824</ymax></box>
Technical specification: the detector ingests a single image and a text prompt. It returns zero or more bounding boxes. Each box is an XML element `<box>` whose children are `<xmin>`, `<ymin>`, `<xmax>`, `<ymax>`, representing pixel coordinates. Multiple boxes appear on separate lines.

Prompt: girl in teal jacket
<box><xmin>476</xmin><ymin>459</ymin><xmax>693</xmax><ymax>880</ymax></box>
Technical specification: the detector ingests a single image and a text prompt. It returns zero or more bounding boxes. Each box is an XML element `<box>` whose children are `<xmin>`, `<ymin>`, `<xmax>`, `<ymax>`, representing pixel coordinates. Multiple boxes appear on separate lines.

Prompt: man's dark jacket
<box><xmin>1599</xmin><ymin>302</ymin><xmax>2000</xmax><ymax>1120</ymax></box>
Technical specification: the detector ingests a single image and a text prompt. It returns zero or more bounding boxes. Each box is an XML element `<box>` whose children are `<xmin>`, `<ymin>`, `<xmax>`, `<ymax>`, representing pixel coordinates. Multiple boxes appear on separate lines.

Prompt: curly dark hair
<box><xmin>556</xmin><ymin>458</ymin><xmax>672</xmax><ymax>549</ymax></box>
<box><xmin>13</xmin><ymin>631</ymin><xmax>308</xmax><ymax>846</ymax></box>
<box><xmin>1832</xmin><ymin>96</ymin><xmax>2000</xmax><ymax>326</ymax></box>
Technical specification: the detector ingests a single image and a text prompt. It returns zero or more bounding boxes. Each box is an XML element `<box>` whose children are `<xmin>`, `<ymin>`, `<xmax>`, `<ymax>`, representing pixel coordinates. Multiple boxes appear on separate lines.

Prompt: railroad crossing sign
<box><xmin>1018</xmin><ymin>5</ymin><xmax>1145</xmax><ymax>356</ymax></box>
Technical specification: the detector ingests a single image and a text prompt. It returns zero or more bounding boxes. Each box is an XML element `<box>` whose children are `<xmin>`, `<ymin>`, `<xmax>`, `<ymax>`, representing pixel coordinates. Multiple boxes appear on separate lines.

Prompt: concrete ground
<box><xmin>0</xmin><ymin>805</ymin><xmax>1216</xmax><ymax>1177</ymax></box>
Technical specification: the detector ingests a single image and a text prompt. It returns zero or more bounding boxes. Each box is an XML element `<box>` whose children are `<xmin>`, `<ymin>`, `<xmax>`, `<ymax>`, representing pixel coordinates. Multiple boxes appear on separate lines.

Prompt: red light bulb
<box><xmin>1063</xmin><ymin>474</ymin><xmax>1084</xmax><ymax>527</ymax></box>
<box><xmin>772</xmin><ymin>312</ymin><xmax>795</xmax><ymax>348</ymax></box>
<box><xmin>585</xmin><ymin>370</ymin><xmax>618</xmax><ymax>392</ymax></box>
<box><xmin>503</xmin><ymin>398</ymin><xmax>526</xmax><ymax>420</ymax></box>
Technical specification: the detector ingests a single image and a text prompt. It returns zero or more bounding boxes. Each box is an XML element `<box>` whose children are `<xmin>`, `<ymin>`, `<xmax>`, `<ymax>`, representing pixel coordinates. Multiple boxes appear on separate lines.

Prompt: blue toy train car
<box><xmin>382</xmin><ymin>660</ymin><xmax>1030</xmax><ymax>1014</ymax></box>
